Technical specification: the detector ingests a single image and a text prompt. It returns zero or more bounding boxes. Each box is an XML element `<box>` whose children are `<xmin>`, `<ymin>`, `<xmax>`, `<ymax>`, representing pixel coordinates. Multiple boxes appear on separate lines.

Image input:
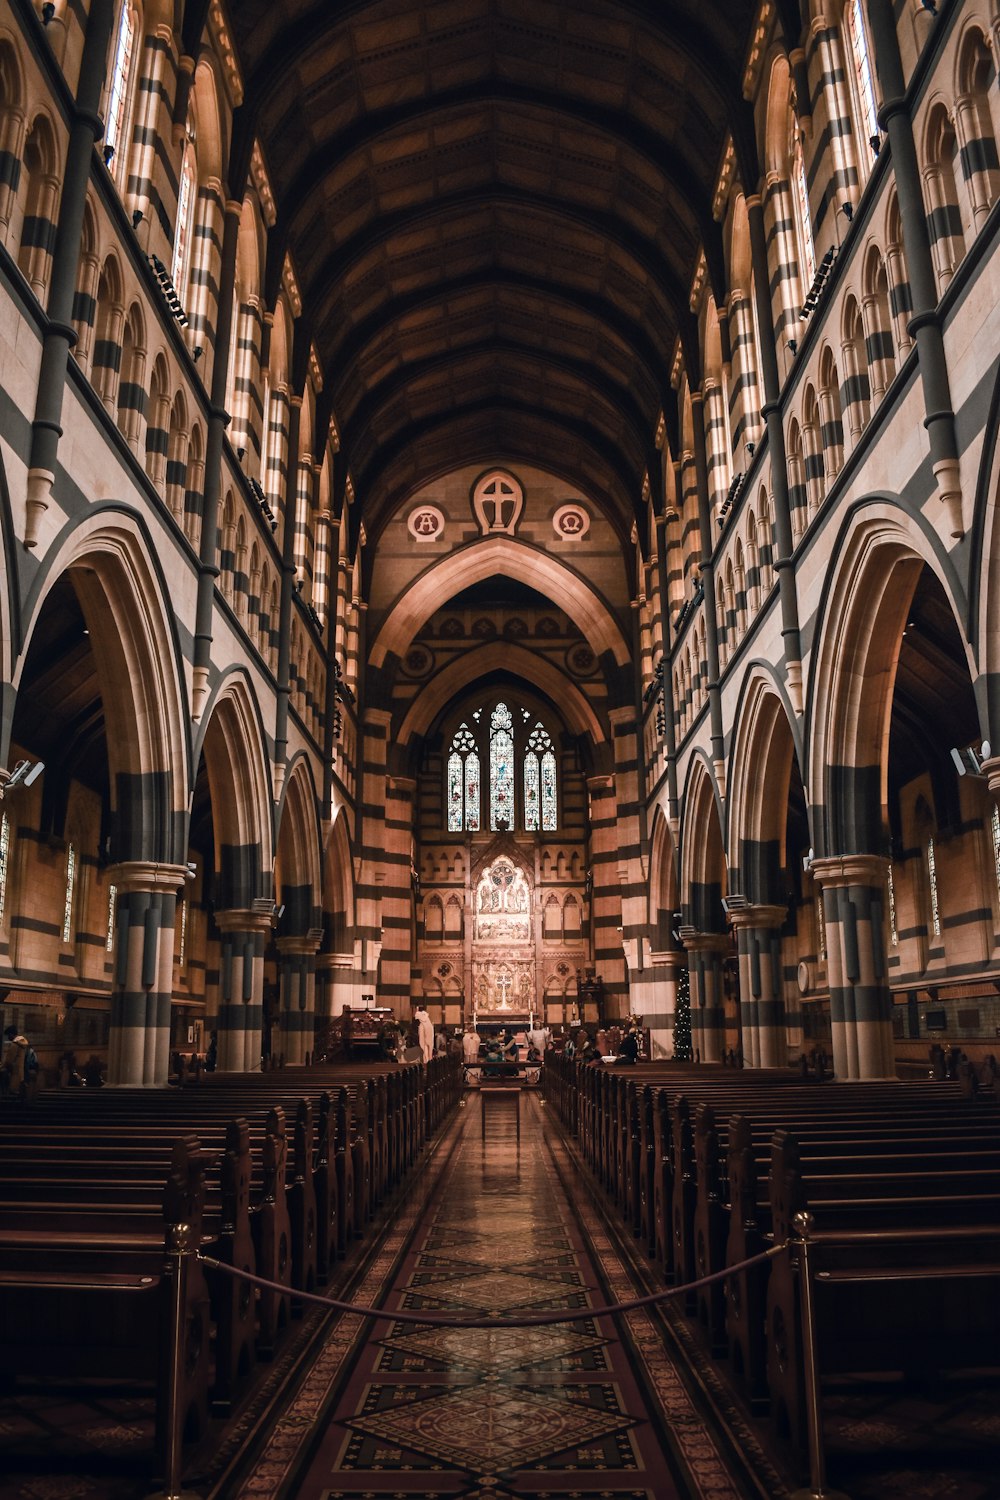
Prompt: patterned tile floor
<box><xmin>237</xmin><ymin>1089</ymin><xmax>749</xmax><ymax>1500</ymax></box>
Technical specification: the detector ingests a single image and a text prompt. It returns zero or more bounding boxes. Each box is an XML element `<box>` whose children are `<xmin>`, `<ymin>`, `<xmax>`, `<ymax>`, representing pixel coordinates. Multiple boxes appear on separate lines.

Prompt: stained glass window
<box><xmin>172</xmin><ymin>136</ymin><xmax>195</xmax><ymax>295</ymax></box>
<box><xmin>106</xmin><ymin>882</ymin><xmax>117</xmax><ymax>953</ymax></box>
<box><xmin>447</xmin><ymin>724</ymin><xmax>480</xmax><ymax>832</ymax></box>
<box><xmin>62</xmin><ymin>842</ymin><xmax>76</xmax><ymax>944</ymax></box>
<box><xmin>490</xmin><ymin>702</ymin><xmax>514</xmax><ymax>829</ymax></box>
<box><xmin>792</xmin><ymin>127</ymin><xmax>816</xmax><ymax>283</ymax></box>
<box><xmin>105</xmin><ymin>3</ymin><xmax>136</xmax><ymax>174</ymax></box>
<box><xmin>524</xmin><ymin>722</ymin><xmax>557</xmax><ymax>831</ymax></box>
<box><xmin>927</xmin><ymin>836</ymin><xmax>941</xmax><ymax>937</ymax></box>
<box><xmin>0</xmin><ymin>813</ymin><xmax>9</xmax><ymax>926</ymax></box>
<box><xmin>847</xmin><ymin>0</ymin><xmax>879</xmax><ymax>156</ymax></box>
<box><xmin>886</xmin><ymin>862</ymin><xmax>898</xmax><ymax>947</ymax></box>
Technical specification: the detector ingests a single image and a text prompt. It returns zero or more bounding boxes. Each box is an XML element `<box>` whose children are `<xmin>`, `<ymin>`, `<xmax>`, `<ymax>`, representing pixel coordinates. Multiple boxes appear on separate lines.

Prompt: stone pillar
<box><xmin>214</xmin><ymin>909</ymin><xmax>272</xmax><ymax>1073</ymax></box>
<box><xmin>316</xmin><ymin>951</ymin><xmax>355</xmax><ymax>1018</ymax></box>
<box><xmin>810</xmin><ymin>855</ymin><xmax>895</xmax><ymax>1080</ymax></box>
<box><xmin>275</xmin><ymin>934</ymin><xmax>321</xmax><ymax>1065</ymax></box>
<box><xmin>729</xmin><ymin>905</ymin><xmax>788</xmax><ymax>1068</ymax></box>
<box><xmin>746</xmin><ymin>192</ymin><xmax>804</xmax><ymax>712</ymax></box>
<box><xmin>866</xmin><ymin>0</ymin><xmax>964</xmax><ymax>538</ymax></box>
<box><xmin>23</xmin><ymin>0</ymin><xmax>115</xmax><ymax>549</ymax></box>
<box><xmin>106</xmin><ymin>862</ymin><xmax>189</xmax><ymax>1086</ymax></box>
<box><xmin>684</xmin><ymin>933</ymin><xmax>729</xmax><ymax>1063</ymax></box>
<box><xmin>587</xmin><ymin>774</ymin><xmax>627</xmax><ymax>1017</ymax></box>
<box><xmin>647</xmin><ymin>949</ymin><xmax>684</xmax><ymax>1057</ymax></box>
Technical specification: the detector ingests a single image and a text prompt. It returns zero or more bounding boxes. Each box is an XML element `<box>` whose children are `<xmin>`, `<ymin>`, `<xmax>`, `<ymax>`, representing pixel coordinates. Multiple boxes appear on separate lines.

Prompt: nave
<box><xmin>1</xmin><ymin>1076</ymin><xmax>1000</xmax><ymax>1500</ymax></box>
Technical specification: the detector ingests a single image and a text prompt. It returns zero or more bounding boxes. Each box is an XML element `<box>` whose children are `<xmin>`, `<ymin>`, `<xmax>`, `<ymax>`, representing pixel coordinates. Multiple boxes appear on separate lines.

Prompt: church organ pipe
<box><xmin>23</xmin><ymin>0</ymin><xmax>115</xmax><ymax>549</ymax></box>
<box><xmin>865</xmin><ymin>0</ymin><xmax>963</xmax><ymax>536</ymax></box>
<box><xmin>192</xmin><ymin>197</ymin><xmax>243</xmax><ymax>716</ymax></box>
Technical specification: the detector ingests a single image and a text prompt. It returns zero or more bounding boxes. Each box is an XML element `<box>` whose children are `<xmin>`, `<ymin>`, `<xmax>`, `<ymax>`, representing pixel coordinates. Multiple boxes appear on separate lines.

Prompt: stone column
<box><xmin>729</xmin><ymin>904</ymin><xmax>788</xmax><ymax>1068</ymax></box>
<box><xmin>106</xmin><ymin>862</ymin><xmax>189</xmax><ymax>1086</ymax></box>
<box><xmin>214</xmin><ymin>909</ymin><xmax>272</xmax><ymax>1072</ymax></box>
<box><xmin>587</xmin><ymin>774</ymin><xmax>627</xmax><ymax>1017</ymax></box>
<box><xmin>23</xmin><ymin>0</ymin><xmax>115</xmax><ymax>548</ymax></box>
<box><xmin>684</xmin><ymin>932</ymin><xmax>729</xmax><ymax>1063</ymax></box>
<box><xmin>316</xmin><ymin>951</ymin><xmax>356</xmax><ymax>1019</ymax></box>
<box><xmin>810</xmin><ymin>854</ymin><xmax>895</xmax><ymax>1080</ymax></box>
<box><xmin>866</xmin><ymin>0</ymin><xmax>964</xmax><ymax>538</ymax></box>
<box><xmin>647</xmin><ymin>949</ymin><xmax>684</xmax><ymax>1057</ymax></box>
<box><xmin>275</xmin><ymin>933</ymin><xmax>321</xmax><ymax>1065</ymax></box>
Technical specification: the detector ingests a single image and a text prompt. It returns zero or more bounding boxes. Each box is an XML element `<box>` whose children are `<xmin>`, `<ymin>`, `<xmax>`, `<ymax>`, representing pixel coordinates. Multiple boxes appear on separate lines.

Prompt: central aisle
<box><xmin>238</xmin><ymin>1089</ymin><xmax>756</xmax><ymax>1500</ymax></box>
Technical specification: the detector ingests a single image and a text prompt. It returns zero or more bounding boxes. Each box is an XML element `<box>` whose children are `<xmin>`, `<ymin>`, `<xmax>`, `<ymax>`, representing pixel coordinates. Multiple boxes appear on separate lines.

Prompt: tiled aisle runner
<box><xmin>240</xmin><ymin>1090</ymin><xmax>747</xmax><ymax>1500</ymax></box>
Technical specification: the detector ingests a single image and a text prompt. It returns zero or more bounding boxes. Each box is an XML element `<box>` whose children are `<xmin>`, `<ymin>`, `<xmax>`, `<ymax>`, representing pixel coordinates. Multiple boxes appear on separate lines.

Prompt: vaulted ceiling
<box><xmin>228</xmin><ymin>0</ymin><xmax>769</xmax><ymax>545</ymax></box>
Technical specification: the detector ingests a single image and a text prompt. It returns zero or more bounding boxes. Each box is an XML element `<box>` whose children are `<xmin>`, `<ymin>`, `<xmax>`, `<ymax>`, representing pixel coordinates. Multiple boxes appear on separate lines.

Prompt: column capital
<box><xmin>982</xmin><ymin>756</ymin><xmax>1000</xmax><ymax>799</ymax></box>
<box><xmin>215</xmin><ymin>907</ymin><xmax>275</xmax><ymax>936</ymax></box>
<box><xmin>682</xmin><ymin>930</ymin><xmax>730</xmax><ymax>955</ymax></box>
<box><xmin>650</xmin><ymin>948</ymin><xmax>686</xmax><ymax>975</ymax></box>
<box><xmin>727</xmin><ymin>902</ymin><xmax>787</xmax><ymax>931</ymax></box>
<box><xmin>586</xmin><ymin>774</ymin><xmax>615</xmax><ymax>793</ymax></box>
<box><xmin>808</xmin><ymin>853</ymin><xmax>888</xmax><ymax>889</ymax></box>
<box><xmin>607</xmin><ymin>706</ymin><xmax>637</xmax><ymax>728</ymax></box>
<box><xmin>105</xmin><ymin>861</ymin><xmax>192</xmax><ymax>894</ymax></box>
<box><xmin>276</xmin><ymin>933</ymin><xmax>322</xmax><ymax>957</ymax></box>
<box><xmin>316</xmin><ymin>951</ymin><xmax>354</xmax><ymax>973</ymax></box>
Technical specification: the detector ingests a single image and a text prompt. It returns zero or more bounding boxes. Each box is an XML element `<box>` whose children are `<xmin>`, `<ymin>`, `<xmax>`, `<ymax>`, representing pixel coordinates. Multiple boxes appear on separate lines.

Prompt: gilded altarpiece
<box><xmin>471</xmin><ymin>853</ymin><xmax>535</xmax><ymax>1017</ymax></box>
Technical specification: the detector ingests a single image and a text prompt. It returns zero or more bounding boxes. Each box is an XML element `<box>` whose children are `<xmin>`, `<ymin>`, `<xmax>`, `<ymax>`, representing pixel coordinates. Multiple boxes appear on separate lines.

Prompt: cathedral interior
<box><xmin>1</xmin><ymin>0</ymin><xmax>1000</xmax><ymax>1496</ymax></box>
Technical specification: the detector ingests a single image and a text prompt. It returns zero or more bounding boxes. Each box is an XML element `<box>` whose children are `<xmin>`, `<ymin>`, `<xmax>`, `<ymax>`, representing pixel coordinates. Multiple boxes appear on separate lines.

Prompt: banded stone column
<box><xmin>316</xmin><ymin>951</ymin><xmax>356</xmax><ymax>1020</ymax></box>
<box><xmin>106</xmin><ymin>862</ymin><xmax>189</xmax><ymax>1086</ymax></box>
<box><xmin>276</xmin><ymin>934</ymin><xmax>321</xmax><ymax>1065</ymax></box>
<box><xmin>730</xmin><ymin>905</ymin><xmax>788</xmax><ymax>1068</ymax></box>
<box><xmin>587</xmin><ymin>774</ymin><xmax>627</xmax><ymax>1018</ymax></box>
<box><xmin>647</xmin><ymin>949</ymin><xmax>684</xmax><ymax>1058</ymax></box>
<box><xmin>214</xmin><ymin>909</ymin><xmax>271</xmax><ymax>1072</ymax></box>
<box><xmin>809</xmin><ymin>855</ymin><xmax>895</xmax><ymax>1080</ymax></box>
<box><xmin>684</xmin><ymin>933</ymin><xmax>729</xmax><ymax>1063</ymax></box>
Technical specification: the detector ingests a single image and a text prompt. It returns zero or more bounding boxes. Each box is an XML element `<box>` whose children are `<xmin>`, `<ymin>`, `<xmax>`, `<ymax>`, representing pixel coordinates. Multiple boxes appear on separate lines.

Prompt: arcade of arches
<box><xmin>1</xmin><ymin>0</ymin><xmax>1000</xmax><ymax>1083</ymax></box>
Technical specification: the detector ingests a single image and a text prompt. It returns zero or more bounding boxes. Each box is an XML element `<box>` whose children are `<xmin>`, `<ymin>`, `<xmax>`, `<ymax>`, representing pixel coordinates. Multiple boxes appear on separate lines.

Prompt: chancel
<box><xmin>0</xmin><ymin>1</ymin><xmax>999</xmax><ymax>1497</ymax></box>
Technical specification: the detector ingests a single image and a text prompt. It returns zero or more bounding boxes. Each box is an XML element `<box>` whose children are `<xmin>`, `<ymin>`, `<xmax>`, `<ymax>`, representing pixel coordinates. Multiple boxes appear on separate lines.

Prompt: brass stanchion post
<box><xmin>151</xmin><ymin>1221</ymin><xmax>201</xmax><ymax>1500</ymax></box>
<box><xmin>790</xmin><ymin>1211</ymin><xmax>849</xmax><ymax>1500</ymax></box>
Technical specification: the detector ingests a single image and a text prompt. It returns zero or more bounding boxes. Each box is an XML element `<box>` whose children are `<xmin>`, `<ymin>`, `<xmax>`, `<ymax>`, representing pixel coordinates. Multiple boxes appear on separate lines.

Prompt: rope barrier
<box><xmin>198</xmin><ymin>1239</ymin><xmax>790</xmax><ymax>1329</ymax></box>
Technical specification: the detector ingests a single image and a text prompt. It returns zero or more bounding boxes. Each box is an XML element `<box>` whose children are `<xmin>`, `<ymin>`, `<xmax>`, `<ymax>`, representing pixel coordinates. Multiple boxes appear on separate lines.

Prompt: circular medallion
<box><xmin>552</xmin><ymin>502</ymin><xmax>591</xmax><ymax>540</ymax></box>
<box><xmin>566</xmin><ymin>643</ymin><xmax>597</xmax><ymax>678</ymax></box>
<box><xmin>407</xmin><ymin>504</ymin><xmax>446</xmax><ymax>541</ymax></box>
<box><xmin>400</xmin><ymin>643</ymin><xmax>434</xmax><ymax>679</ymax></box>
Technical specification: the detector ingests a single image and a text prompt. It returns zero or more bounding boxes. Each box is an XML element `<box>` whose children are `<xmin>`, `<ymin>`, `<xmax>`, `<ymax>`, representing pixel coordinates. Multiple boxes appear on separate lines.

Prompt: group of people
<box><xmin>564</xmin><ymin>1021</ymin><xmax>641</xmax><ymax>1064</ymax></box>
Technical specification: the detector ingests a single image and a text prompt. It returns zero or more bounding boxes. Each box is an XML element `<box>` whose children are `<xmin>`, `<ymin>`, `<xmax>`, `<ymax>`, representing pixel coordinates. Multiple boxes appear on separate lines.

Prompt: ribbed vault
<box><xmin>227</xmin><ymin>0</ymin><xmax>764</xmax><ymax>543</ymax></box>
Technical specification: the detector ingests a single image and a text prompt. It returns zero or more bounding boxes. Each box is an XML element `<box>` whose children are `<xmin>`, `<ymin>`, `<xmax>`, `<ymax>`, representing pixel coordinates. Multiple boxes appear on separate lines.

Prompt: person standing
<box><xmin>414</xmin><ymin>1005</ymin><xmax>434</xmax><ymax>1063</ymax></box>
<box><xmin>1</xmin><ymin>1024</ymin><xmax>32</xmax><ymax>1101</ymax></box>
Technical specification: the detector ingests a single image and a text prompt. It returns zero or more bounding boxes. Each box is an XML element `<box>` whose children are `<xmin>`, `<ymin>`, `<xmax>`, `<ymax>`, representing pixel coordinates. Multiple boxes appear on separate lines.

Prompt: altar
<box><xmin>471</xmin><ymin>853</ymin><xmax>536</xmax><ymax>1021</ymax></box>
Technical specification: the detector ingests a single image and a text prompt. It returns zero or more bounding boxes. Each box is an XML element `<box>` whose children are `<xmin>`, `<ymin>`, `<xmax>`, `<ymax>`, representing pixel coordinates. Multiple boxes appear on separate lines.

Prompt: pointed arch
<box><xmin>275</xmin><ymin>754</ymin><xmax>322</xmax><ymax>932</ymax></box>
<box><xmin>369</xmin><ymin>536</ymin><xmax>630</xmax><ymax>669</ymax></box>
<box><xmin>20</xmin><ymin>514</ymin><xmax>191</xmax><ymax>861</ymax></box>
<box><xmin>196</xmin><ymin>672</ymin><xmax>275</xmax><ymax>903</ymax></box>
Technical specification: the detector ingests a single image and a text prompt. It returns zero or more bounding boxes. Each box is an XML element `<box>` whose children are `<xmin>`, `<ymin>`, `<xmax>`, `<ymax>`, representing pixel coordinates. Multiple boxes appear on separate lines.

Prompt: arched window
<box><xmin>446</xmin><ymin>701</ymin><xmax>561</xmax><ymax>832</ymax></box>
<box><xmin>447</xmin><ymin>724</ymin><xmax>481</xmax><ymax>833</ymax></box>
<box><xmin>523</xmin><ymin>722</ymin><xmax>557</xmax><ymax>831</ymax></box>
<box><xmin>105</xmin><ymin>3</ymin><xmax>137</xmax><ymax>184</ymax></box>
<box><xmin>171</xmin><ymin>129</ymin><xmax>196</xmax><ymax>298</ymax></box>
<box><xmin>846</xmin><ymin>0</ymin><xmax>879</xmax><ymax>174</ymax></box>
<box><xmin>791</xmin><ymin>123</ymin><xmax>816</xmax><ymax>284</ymax></box>
<box><xmin>0</xmin><ymin>811</ymin><xmax>10</xmax><ymax>927</ymax></box>
<box><xmin>490</xmin><ymin>702</ymin><xmax>514</xmax><ymax>829</ymax></box>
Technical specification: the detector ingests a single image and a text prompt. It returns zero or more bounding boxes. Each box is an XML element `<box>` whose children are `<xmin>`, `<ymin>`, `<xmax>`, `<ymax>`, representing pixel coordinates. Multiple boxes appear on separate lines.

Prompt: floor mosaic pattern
<box><xmin>262</xmin><ymin>1089</ymin><xmax>730</xmax><ymax>1500</ymax></box>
